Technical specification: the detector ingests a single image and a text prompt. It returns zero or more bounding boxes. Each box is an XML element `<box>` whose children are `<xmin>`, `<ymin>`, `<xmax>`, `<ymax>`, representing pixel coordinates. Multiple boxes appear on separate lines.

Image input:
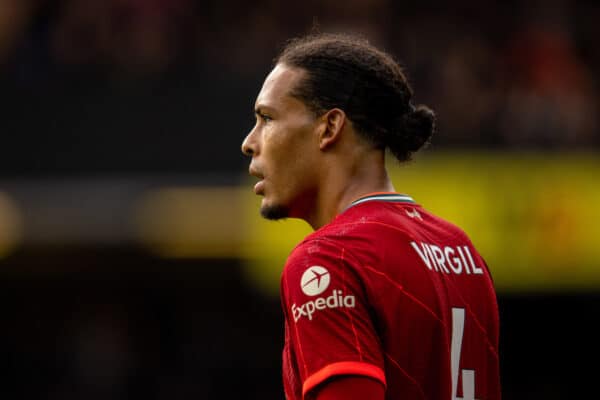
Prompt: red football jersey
<box><xmin>281</xmin><ymin>193</ymin><xmax>500</xmax><ymax>400</ymax></box>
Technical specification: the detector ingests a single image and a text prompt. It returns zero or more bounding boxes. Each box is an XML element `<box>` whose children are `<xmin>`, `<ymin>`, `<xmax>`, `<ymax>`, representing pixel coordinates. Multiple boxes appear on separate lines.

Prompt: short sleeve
<box><xmin>281</xmin><ymin>238</ymin><xmax>386</xmax><ymax>397</ymax></box>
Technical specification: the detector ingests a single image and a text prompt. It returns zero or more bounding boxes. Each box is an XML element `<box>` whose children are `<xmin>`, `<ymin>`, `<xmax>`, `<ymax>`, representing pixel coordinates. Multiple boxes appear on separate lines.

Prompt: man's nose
<box><xmin>241</xmin><ymin>127</ymin><xmax>257</xmax><ymax>156</ymax></box>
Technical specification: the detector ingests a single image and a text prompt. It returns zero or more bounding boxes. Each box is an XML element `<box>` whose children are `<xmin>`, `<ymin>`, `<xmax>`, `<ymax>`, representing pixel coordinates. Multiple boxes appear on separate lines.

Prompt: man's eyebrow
<box><xmin>255</xmin><ymin>105</ymin><xmax>275</xmax><ymax>115</ymax></box>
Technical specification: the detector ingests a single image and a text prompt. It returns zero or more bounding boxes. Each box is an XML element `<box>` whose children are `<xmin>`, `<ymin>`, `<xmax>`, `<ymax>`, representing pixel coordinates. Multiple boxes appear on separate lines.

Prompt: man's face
<box><xmin>241</xmin><ymin>63</ymin><xmax>321</xmax><ymax>220</ymax></box>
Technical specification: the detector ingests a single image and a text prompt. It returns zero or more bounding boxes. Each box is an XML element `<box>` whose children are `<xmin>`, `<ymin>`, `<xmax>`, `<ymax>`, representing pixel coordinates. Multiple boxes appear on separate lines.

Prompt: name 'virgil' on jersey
<box><xmin>410</xmin><ymin>241</ymin><xmax>484</xmax><ymax>275</ymax></box>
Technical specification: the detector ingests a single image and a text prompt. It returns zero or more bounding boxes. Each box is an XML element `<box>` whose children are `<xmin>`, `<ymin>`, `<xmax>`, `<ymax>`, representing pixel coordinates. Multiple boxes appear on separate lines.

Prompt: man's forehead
<box><xmin>255</xmin><ymin>64</ymin><xmax>305</xmax><ymax>109</ymax></box>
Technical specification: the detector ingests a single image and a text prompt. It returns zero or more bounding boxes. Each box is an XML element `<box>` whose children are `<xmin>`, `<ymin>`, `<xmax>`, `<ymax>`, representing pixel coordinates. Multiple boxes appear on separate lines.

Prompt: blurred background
<box><xmin>1</xmin><ymin>0</ymin><xmax>599</xmax><ymax>398</ymax></box>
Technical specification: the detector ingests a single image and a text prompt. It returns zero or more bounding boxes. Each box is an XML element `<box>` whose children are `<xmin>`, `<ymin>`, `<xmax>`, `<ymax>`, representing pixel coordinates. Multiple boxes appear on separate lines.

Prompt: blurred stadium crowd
<box><xmin>1</xmin><ymin>1</ymin><xmax>599</xmax><ymax>399</ymax></box>
<box><xmin>1</xmin><ymin>0</ymin><xmax>599</xmax><ymax>178</ymax></box>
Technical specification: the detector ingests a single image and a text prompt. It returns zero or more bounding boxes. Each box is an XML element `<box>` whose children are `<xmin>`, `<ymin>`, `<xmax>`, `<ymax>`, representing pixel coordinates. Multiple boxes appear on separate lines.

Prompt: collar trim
<box><xmin>349</xmin><ymin>193</ymin><xmax>415</xmax><ymax>208</ymax></box>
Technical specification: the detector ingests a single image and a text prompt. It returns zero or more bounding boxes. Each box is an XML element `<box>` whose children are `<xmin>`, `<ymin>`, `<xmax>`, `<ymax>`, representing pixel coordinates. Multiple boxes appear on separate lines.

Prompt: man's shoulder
<box><xmin>286</xmin><ymin>200</ymin><xmax>479</xmax><ymax>271</ymax></box>
<box><xmin>284</xmin><ymin>207</ymin><xmax>412</xmax><ymax>272</ymax></box>
<box><xmin>283</xmin><ymin>223</ymin><xmax>366</xmax><ymax>282</ymax></box>
<box><xmin>322</xmin><ymin>201</ymin><xmax>430</xmax><ymax>240</ymax></box>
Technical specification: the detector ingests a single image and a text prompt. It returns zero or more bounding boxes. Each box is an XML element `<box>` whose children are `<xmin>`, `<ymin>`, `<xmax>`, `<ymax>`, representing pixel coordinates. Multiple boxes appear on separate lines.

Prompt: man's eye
<box><xmin>261</xmin><ymin>114</ymin><xmax>272</xmax><ymax>122</ymax></box>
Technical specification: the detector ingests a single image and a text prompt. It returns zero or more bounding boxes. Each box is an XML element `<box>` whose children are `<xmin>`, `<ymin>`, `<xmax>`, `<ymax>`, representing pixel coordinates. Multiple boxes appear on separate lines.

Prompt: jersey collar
<box><xmin>348</xmin><ymin>192</ymin><xmax>416</xmax><ymax>208</ymax></box>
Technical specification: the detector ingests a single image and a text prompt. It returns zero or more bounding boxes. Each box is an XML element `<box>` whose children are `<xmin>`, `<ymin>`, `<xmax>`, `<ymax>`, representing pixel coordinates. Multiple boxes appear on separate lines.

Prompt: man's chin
<box><xmin>260</xmin><ymin>204</ymin><xmax>290</xmax><ymax>220</ymax></box>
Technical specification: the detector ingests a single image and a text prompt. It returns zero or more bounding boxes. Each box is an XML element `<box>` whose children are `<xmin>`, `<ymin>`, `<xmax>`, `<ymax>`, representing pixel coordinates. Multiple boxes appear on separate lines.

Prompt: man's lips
<box><xmin>253</xmin><ymin>180</ymin><xmax>265</xmax><ymax>195</ymax></box>
<box><xmin>248</xmin><ymin>166</ymin><xmax>265</xmax><ymax>195</ymax></box>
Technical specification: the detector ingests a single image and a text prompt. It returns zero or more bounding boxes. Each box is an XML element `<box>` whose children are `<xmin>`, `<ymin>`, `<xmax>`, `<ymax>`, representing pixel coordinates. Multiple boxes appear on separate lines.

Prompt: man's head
<box><xmin>242</xmin><ymin>33</ymin><xmax>435</xmax><ymax>221</ymax></box>
<box><xmin>241</xmin><ymin>64</ymin><xmax>324</xmax><ymax>220</ymax></box>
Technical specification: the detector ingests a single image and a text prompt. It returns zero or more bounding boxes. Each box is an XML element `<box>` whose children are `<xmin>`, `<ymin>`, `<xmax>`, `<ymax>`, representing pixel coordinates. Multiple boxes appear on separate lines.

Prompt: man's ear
<box><xmin>318</xmin><ymin>108</ymin><xmax>346</xmax><ymax>151</ymax></box>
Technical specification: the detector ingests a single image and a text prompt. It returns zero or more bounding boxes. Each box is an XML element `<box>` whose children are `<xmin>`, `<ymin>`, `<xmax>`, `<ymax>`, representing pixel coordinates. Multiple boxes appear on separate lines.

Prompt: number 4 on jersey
<box><xmin>451</xmin><ymin>308</ymin><xmax>478</xmax><ymax>400</ymax></box>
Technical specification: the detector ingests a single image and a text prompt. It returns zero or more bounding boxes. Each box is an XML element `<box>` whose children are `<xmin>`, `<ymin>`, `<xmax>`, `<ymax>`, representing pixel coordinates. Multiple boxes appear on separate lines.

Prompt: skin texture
<box><xmin>242</xmin><ymin>64</ymin><xmax>321</xmax><ymax>222</ymax></box>
<box><xmin>241</xmin><ymin>63</ymin><xmax>395</xmax><ymax>230</ymax></box>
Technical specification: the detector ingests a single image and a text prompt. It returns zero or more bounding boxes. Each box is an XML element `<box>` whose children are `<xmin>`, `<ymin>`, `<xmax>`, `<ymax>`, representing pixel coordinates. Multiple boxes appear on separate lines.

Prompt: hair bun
<box><xmin>385</xmin><ymin>104</ymin><xmax>435</xmax><ymax>161</ymax></box>
<box><xmin>401</xmin><ymin>104</ymin><xmax>436</xmax><ymax>152</ymax></box>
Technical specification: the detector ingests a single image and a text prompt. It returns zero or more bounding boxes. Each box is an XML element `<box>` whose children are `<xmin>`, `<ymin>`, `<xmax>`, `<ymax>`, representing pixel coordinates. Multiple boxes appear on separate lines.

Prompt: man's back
<box><xmin>281</xmin><ymin>193</ymin><xmax>500</xmax><ymax>399</ymax></box>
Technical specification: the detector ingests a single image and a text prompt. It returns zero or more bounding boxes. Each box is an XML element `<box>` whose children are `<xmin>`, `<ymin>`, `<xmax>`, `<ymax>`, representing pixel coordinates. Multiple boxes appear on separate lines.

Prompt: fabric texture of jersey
<box><xmin>280</xmin><ymin>193</ymin><xmax>500</xmax><ymax>399</ymax></box>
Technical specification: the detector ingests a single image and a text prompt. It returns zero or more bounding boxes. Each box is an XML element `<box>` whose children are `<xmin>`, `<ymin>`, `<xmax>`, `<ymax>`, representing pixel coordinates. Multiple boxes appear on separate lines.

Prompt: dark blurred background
<box><xmin>1</xmin><ymin>0</ymin><xmax>599</xmax><ymax>398</ymax></box>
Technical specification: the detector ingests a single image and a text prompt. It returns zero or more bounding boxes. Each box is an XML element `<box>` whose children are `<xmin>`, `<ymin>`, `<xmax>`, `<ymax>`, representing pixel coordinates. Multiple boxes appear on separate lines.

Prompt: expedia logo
<box><xmin>301</xmin><ymin>266</ymin><xmax>330</xmax><ymax>296</ymax></box>
<box><xmin>293</xmin><ymin>266</ymin><xmax>356</xmax><ymax>322</ymax></box>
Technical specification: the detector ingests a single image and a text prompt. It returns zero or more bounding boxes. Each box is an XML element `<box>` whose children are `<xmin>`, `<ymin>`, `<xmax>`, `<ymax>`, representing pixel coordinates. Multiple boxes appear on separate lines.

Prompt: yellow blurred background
<box><xmin>126</xmin><ymin>152</ymin><xmax>600</xmax><ymax>295</ymax></box>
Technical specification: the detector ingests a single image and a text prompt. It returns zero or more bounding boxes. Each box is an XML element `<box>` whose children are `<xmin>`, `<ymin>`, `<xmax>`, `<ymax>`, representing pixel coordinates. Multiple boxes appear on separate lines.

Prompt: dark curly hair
<box><xmin>275</xmin><ymin>33</ymin><xmax>435</xmax><ymax>162</ymax></box>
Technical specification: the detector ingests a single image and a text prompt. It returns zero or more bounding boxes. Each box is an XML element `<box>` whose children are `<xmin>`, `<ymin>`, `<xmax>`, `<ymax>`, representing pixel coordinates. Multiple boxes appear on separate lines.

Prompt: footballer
<box><xmin>242</xmin><ymin>33</ymin><xmax>500</xmax><ymax>400</ymax></box>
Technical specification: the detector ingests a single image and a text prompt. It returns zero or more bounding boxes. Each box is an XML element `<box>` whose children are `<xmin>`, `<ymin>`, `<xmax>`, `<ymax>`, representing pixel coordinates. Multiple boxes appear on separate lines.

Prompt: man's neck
<box><xmin>305</xmin><ymin>152</ymin><xmax>394</xmax><ymax>230</ymax></box>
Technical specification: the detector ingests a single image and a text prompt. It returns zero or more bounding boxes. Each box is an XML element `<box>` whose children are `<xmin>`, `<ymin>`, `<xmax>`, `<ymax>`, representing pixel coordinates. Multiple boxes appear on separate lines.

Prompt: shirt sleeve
<box><xmin>281</xmin><ymin>238</ymin><xmax>386</xmax><ymax>397</ymax></box>
<box><xmin>312</xmin><ymin>376</ymin><xmax>385</xmax><ymax>400</ymax></box>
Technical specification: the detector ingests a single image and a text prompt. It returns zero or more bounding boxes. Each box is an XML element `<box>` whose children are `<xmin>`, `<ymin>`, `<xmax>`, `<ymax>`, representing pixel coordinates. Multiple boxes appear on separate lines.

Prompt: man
<box><xmin>241</xmin><ymin>33</ymin><xmax>500</xmax><ymax>400</ymax></box>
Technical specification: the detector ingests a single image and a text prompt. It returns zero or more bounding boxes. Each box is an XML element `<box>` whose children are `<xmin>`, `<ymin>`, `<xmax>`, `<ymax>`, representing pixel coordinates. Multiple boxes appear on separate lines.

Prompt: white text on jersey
<box><xmin>410</xmin><ymin>241</ymin><xmax>484</xmax><ymax>275</ymax></box>
<box><xmin>292</xmin><ymin>290</ymin><xmax>356</xmax><ymax>322</ymax></box>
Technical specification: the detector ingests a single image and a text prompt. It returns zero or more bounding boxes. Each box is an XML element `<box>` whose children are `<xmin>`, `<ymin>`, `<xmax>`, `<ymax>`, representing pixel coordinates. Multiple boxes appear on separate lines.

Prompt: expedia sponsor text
<box><xmin>292</xmin><ymin>289</ymin><xmax>355</xmax><ymax>322</ymax></box>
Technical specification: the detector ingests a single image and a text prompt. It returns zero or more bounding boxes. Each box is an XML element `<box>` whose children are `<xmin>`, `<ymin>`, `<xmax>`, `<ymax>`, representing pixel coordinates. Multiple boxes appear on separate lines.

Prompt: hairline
<box><xmin>273</xmin><ymin>62</ymin><xmax>326</xmax><ymax>117</ymax></box>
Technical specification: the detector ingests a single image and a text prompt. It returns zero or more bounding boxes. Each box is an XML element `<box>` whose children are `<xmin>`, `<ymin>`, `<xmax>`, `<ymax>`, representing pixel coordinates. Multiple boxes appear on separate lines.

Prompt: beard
<box><xmin>260</xmin><ymin>203</ymin><xmax>290</xmax><ymax>220</ymax></box>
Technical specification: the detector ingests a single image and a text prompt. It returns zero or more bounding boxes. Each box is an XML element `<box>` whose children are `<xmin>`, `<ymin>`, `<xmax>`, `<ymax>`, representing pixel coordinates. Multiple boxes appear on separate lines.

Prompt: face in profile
<box><xmin>241</xmin><ymin>64</ymin><xmax>322</xmax><ymax>220</ymax></box>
